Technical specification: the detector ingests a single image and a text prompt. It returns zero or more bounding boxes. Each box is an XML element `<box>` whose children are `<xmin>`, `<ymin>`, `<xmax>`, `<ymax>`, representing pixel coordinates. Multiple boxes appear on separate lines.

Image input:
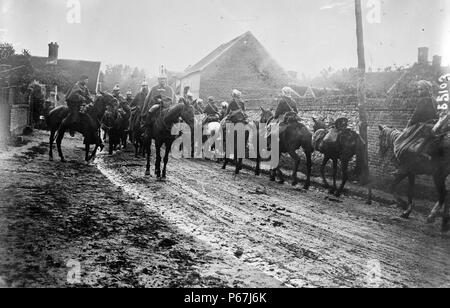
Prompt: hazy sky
<box><xmin>1</xmin><ymin>0</ymin><xmax>449</xmax><ymax>77</ymax></box>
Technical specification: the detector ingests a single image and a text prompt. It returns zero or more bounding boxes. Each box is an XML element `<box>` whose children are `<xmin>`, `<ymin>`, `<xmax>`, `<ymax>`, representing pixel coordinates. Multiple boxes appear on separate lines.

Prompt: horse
<box><xmin>46</xmin><ymin>92</ymin><xmax>116</xmax><ymax>162</ymax></box>
<box><xmin>143</xmin><ymin>101</ymin><xmax>195</xmax><ymax>180</ymax></box>
<box><xmin>129</xmin><ymin>107</ymin><xmax>145</xmax><ymax>157</ymax></box>
<box><xmin>261</xmin><ymin>109</ymin><xmax>313</xmax><ymax>189</ymax></box>
<box><xmin>378</xmin><ymin>124</ymin><xmax>450</xmax><ymax>232</ymax></box>
<box><xmin>312</xmin><ymin>117</ymin><xmax>369</xmax><ymax>197</ymax></box>
<box><xmin>102</xmin><ymin>108</ymin><xmax>128</xmax><ymax>155</ymax></box>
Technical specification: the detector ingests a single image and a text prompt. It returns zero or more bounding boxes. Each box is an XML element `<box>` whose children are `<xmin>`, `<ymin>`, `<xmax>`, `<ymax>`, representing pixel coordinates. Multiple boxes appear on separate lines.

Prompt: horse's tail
<box><xmin>355</xmin><ymin>134</ymin><xmax>370</xmax><ymax>185</ymax></box>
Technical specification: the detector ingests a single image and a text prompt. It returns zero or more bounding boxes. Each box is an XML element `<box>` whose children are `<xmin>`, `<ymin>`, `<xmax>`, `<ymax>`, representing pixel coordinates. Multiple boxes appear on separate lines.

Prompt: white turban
<box><xmin>232</xmin><ymin>89</ymin><xmax>242</xmax><ymax>97</ymax></box>
<box><xmin>282</xmin><ymin>86</ymin><xmax>293</xmax><ymax>98</ymax></box>
<box><xmin>113</xmin><ymin>84</ymin><xmax>120</xmax><ymax>91</ymax></box>
<box><xmin>221</xmin><ymin>101</ymin><xmax>229</xmax><ymax>108</ymax></box>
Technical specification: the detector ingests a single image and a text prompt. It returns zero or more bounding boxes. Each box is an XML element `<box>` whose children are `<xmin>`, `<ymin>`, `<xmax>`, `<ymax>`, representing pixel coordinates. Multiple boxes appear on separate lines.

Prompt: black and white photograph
<box><xmin>0</xmin><ymin>0</ymin><xmax>449</xmax><ymax>293</ymax></box>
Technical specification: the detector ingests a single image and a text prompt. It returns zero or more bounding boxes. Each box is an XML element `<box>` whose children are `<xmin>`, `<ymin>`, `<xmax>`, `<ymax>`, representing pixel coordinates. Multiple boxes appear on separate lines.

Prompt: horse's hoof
<box><xmin>292</xmin><ymin>179</ymin><xmax>299</xmax><ymax>186</ymax></box>
<box><xmin>145</xmin><ymin>171</ymin><xmax>151</xmax><ymax>176</ymax></box>
<box><xmin>334</xmin><ymin>191</ymin><xmax>342</xmax><ymax>198</ymax></box>
<box><xmin>278</xmin><ymin>180</ymin><xmax>285</xmax><ymax>185</ymax></box>
<box><xmin>270</xmin><ymin>177</ymin><xmax>276</xmax><ymax>182</ymax></box>
<box><xmin>328</xmin><ymin>189</ymin><xmax>335</xmax><ymax>195</ymax></box>
<box><xmin>255</xmin><ymin>171</ymin><xmax>260</xmax><ymax>176</ymax></box>
<box><xmin>303</xmin><ymin>183</ymin><xmax>310</xmax><ymax>190</ymax></box>
<box><xmin>400</xmin><ymin>211</ymin><xmax>410</xmax><ymax>219</ymax></box>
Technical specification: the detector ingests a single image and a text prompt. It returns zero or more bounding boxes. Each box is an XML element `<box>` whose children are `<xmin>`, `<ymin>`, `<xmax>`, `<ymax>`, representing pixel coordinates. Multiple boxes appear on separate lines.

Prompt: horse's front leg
<box><xmin>401</xmin><ymin>174</ymin><xmax>416</xmax><ymax>219</ymax></box>
<box><xmin>162</xmin><ymin>141</ymin><xmax>172</xmax><ymax>180</ymax></box>
<box><xmin>335</xmin><ymin>159</ymin><xmax>349</xmax><ymax>197</ymax></box>
<box><xmin>304</xmin><ymin>148</ymin><xmax>312</xmax><ymax>190</ymax></box>
<box><xmin>320</xmin><ymin>156</ymin><xmax>330</xmax><ymax>189</ymax></box>
<box><xmin>49</xmin><ymin>129</ymin><xmax>56</xmax><ymax>161</ymax></box>
<box><xmin>329</xmin><ymin>159</ymin><xmax>338</xmax><ymax>194</ymax></box>
<box><xmin>276</xmin><ymin>167</ymin><xmax>285</xmax><ymax>184</ymax></box>
<box><xmin>427</xmin><ymin>173</ymin><xmax>447</xmax><ymax>225</ymax></box>
<box><xmin>235</xmin><ymin>158</ymin><xmax>243</xmax><ymax>175</ymax></box>
<box><xmin>289</xmin><ymin>150</ymin><xmax>300</xmax><ymax>186</ymax></box>
<box><xmin>145</xmin><ymin>138</ymin><xmax>152</xmax><ymax>176</ymax></box>
<box><xmin>56</xmin><ymin>127</ymin><xmax>66</xmax><ymax>162</ymax></box>
<box><xmin>85</xmin><ymin>144</ymin><xmax>90</xmax><ymax>162</ymax></box>
<box><xmin>390</xmin><ymin>172</ymin><xmax>408</xmax><ymax>209</ymax></box>
<box><xmin>155</xmin><ymin>141</ymin><xmax>162</xmax><ymax>180</ymax></box>
<box><xmin>89</xmin><ymin>144</ymin><xmax>99</xmax><ymax>161</ymax></box>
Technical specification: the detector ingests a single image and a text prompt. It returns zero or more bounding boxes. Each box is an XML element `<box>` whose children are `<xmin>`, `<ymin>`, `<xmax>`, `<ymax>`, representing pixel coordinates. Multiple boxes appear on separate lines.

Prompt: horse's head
<box><xmin>312</xmin><ymin>117</ymin><xmax>327</xmax><ymax>132</ymax></box>
<box><xmin>95</xmin><ymin>92</ymin><xmax>117</xmax><ymax>111</ymax></box>
<box><xmin>378</xmin><ymin>124</ymin><xmax>395</xmax><ymax>156</ymax></box>
<box><xmin>259</xmin><ymin>107</ymin><xmax>273</xmax><ymax>124</ymax></box>
<box><xmin>180</xmin><ymin>100</ymin><xmax>195</xmax><ymax>128</ymax></box>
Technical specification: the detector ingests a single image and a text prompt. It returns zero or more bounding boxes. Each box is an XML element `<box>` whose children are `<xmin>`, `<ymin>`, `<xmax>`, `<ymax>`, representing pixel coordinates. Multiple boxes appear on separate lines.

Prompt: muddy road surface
<box><xmin>0</xmin><ymin>133</ymin><xmax>280</xmax><ymax>288</ymax></box>
<box><xmin>98</xmin><ymin>146</ymin><xmax>450</xmax><ymax>288</ymax></box>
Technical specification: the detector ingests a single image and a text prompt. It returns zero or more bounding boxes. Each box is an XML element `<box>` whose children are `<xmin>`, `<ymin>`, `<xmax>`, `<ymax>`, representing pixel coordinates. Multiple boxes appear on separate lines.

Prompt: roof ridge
<box><xmin>183</xmin><ymin>31</ymin><xmax>253</xmax><ymax>76</ymax></box>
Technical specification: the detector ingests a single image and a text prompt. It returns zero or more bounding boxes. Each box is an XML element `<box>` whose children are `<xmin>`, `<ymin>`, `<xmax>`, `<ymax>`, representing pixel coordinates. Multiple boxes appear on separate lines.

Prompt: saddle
<box><xmin>265</xmin><ymin>111</ymin><xmax>300</xmax><ymax>138</ymax></box>
<box><xmin>394</xmin><ymin>121</ymin><xmax>448</xmax><ymax>161</ymax></box>
<box><xmin>221</xmin><ymin>110</ymin><xmax>248</xmax><ymax>126</ymax></box>
<box><xmin>312</xmin><ymin>118</ymin><xmax>349</xmax><ymax>152</ymax></box>
<box><xmin>203</xmin><ymin>114</ymin><xmax>220</xmax><ymax>126</ymax></box>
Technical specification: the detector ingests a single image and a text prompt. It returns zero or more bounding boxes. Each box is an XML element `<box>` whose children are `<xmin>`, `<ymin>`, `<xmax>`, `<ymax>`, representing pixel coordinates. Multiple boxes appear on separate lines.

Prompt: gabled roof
<box><xmin>183</xmin><ymin>31</ymin><xmax>252</xmax><ymax>77</ymax></box>
<box><xmin>29</xmin><ymin>56</ymin><xmax>101</xmax><ymax>93</ymax></box>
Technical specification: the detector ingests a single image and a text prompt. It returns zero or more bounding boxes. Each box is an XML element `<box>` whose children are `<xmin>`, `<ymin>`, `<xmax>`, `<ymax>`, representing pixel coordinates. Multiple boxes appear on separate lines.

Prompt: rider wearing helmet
<box><xmin>63</xmin><ymin>74</ymin><xmax>92</xmax><ymax>137</ymax></box>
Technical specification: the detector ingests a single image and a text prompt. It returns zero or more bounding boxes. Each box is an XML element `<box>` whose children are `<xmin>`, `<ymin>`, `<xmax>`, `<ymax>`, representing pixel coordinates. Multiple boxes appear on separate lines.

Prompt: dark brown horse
<box><xmin>259</xmin><ymin>108</ymin><xmax>313</xmax><ymax>189</ymax></box>
<box><xmin>129</xmin><ymin>107</ymin><xmax>145</xmax><ymax>157</ymax></box>
<box><xmin>312</xmin><ymin>117</ymin><xmax>369</xmax><ymax>196</ymax></box>
<box><xmin>143</xmin><ymin>101</ymin><xmax>195</xmax><ymax>180</ymax></box>
<box><xmin>102</xmin><ymin>108</ymin><xmax>128</xmax><ymax>155</ymax></box>
<box><xmin>46</xmin><ymin>92</ymin><xmax>116</xmax><ymax>162</ymax></box>
<box><xmin>378</xmin><ymin>125</ymin><xmax>450</xmax><ymax>232</ymax></box>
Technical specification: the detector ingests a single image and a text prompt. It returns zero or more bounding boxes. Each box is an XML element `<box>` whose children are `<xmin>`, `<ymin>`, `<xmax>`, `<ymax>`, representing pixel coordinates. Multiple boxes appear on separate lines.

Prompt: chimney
<box><xmin>47</xmin><ymin>42</ymin><xmax>59</xmax><ymax>65</ymax></box>
<box><xmin>418</xmin><ymin>47</ymin><xmax>429</xmax><ymax>65</ymax></box>
<box><xmin>432</xmin><ymin>55</ymin><xmax>442</xmax><ymax>68</ymax></box>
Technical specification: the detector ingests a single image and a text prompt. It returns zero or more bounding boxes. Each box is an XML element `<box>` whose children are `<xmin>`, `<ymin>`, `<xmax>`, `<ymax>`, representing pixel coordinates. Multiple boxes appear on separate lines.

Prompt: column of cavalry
<box><xmin>46</xmin><ymin>72</ymin><xmax>450</xmax><ymax>232</ymax></box>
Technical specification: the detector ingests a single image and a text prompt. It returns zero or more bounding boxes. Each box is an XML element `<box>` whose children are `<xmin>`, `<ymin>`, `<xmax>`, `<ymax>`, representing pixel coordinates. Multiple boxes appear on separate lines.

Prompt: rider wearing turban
<box><xmin>226</xmin><ymin>89</ymin><xmax>245</xmax><ymax>116</ymax></box>
<box><xmin>407</xmin><ymin>80</ymin><xmax>437</xmax><ymax>128</ymax></box>
<box><xmin>274</xmin><ymin>87</ymin><xmax>298</xmax><ymax>119</ymax></box>
<box><xmin>394</xmin><ymin>80</ymin><xmax>439</xmax><ymax>160</ymax></box>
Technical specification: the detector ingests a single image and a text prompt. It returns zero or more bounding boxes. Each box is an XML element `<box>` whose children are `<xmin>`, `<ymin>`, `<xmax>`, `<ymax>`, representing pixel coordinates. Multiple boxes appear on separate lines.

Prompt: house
<box><xmin>29</xmin><ymin>42</ymin><xmax>101</xmax><ymax>94</ymax></box>
<box><xmin>178</xmin><ymin>31</ymin><xmax>291</xmax><ymax>102</ymax></box>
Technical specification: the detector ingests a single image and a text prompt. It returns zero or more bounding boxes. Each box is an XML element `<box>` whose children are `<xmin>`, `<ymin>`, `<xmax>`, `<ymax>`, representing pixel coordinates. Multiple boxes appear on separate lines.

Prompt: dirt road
<box><xmin>98</xmin><ymin>146</ymin><xmax>450</xmax><ymax>288</ymax></box>
<box><xmin>1</xmin><ymin>131</ymin><xmax>449</xmax><ymax>288</ymax></box>
<box><xmin>0</xmin><ymin>132</ymin><xmax>281</xmax><ymax>288</ymax></box>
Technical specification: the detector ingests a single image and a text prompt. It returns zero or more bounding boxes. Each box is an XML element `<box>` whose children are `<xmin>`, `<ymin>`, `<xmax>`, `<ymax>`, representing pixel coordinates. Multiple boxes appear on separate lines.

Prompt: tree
<box><xmin>0</xmin><ymin>42</ymin><xmax>15</xmax><ymax>60</ymax></box>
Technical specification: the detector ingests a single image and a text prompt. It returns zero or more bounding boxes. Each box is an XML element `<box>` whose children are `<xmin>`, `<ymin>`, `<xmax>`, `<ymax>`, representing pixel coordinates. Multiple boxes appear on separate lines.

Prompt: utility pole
<box><xmin>355</xmin><ymin>0</ymin><xmax>369</xmax><ymax>157</ymax></box>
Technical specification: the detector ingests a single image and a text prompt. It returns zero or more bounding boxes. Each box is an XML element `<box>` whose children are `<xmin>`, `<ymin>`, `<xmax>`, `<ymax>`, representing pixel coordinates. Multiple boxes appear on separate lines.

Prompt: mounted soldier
<box><xmin>178</xmin><ymin>86</ymin><xmax>191</xmax><ymax>105</ymax></box>
<box><xmin>142</xmin><ymin>65</ymin><xmax>175</xmax><ymax>126</ymax></box>
<box><xmin>193</xmin><ymin>98</ymin><xmax>204</xmax><ymax>115</ymax></box>
<box><xmin>266</xmin><ymin>87</ymin><xmax>299</xmax><ymax>138</ymax></box>
<box><xmin>202</xmin><ymin>96</ymin><xmax>220</xmax><ymax>126</ymax></box>
<box><xmin>219</xmin><ymin>102</ymin><xmax>229</xmax><ymax>121</ymax></box>
<box><xmin>63</xmin><ymin>74</ymin><xmax>92</xmax><ymax>137</ymax></box>
<box><xmin>393</xmin><ymin>80</ymin><xmax>445</xmax><ymax>161</ymax></box>
<box><xmin>223</xmin><ymin>89</ymin><xmax>247</xmax><ymax>124</ymax></box>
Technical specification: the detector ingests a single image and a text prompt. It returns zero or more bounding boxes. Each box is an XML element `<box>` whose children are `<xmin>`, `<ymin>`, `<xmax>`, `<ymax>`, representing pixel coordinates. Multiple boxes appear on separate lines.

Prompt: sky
<box><xmin>1</xmin><ymin>0</ymin><xmax>449</xmax><ymax>77</ymax></box>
